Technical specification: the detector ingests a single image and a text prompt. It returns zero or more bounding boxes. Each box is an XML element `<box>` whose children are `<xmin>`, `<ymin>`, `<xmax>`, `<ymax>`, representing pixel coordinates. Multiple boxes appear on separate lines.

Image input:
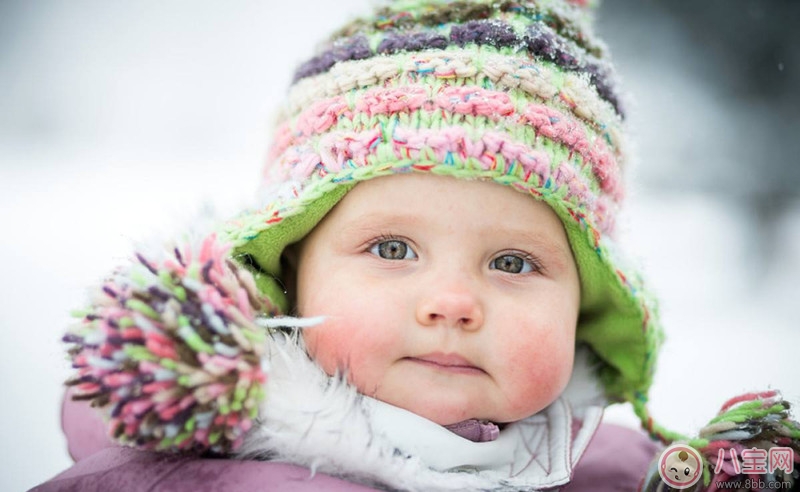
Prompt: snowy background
<box><xmin>1</xmin><ymin>1</ymin><xmax>798</xmax><ymax>490</ymax></box>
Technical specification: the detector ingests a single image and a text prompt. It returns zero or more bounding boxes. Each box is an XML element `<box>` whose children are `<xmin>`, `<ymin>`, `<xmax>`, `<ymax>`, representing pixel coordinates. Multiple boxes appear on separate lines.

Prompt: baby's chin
<box><xmin>366</xmin><ymin>375</ymin><xmax>549</xmax><ymax>425</ymax></box>
<box><xmin>393</xmin><ymin>398</ymin><xmax>483</xmax><ymax>425</ymax></box>
<box><xmin>375</xmin><ymin>390</ymin><xmax>526</xmax><ymax>426</ymax></box>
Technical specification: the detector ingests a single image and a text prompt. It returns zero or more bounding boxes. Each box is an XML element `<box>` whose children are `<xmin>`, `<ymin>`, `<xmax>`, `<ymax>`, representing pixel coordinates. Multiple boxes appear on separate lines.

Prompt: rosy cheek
<box><xmin>302</xmin><ymin>326</ymin><xmax>351</xmax><ymax>376</ymax></box>
<box><xmin>500</xmin><ymin>322</ymin><xmax>575</xmax><ymax>416</ymax></box>
<box><xmin>305</xmin><ymin>316</ymin><xmax>400</xmax><ymax>398</ymax></box>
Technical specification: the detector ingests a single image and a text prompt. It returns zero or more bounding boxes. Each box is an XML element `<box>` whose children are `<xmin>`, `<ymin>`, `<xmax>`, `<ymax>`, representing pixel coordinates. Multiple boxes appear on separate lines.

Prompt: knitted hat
<box><xmin>65</xmin><ymin>0</ymin><xmax>667</xmax><ymax>452</ymax></box>
<box><xmin>227</xmin><ymin>0</ymin><xmax>662</xmax><ymax>411</ymax></box>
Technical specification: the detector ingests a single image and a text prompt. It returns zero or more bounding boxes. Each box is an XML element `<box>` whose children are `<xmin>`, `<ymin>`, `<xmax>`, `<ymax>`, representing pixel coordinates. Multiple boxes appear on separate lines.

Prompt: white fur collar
<box><xmin>236</xmin><ymin>332</ymin><xmax>606</xmax><ymax>491</ymax></box>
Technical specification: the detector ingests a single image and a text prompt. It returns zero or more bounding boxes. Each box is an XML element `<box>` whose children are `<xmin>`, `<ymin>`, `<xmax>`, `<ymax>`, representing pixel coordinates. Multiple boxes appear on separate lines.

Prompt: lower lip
<box><xmin>406</xmin><ymin>358</ymin><xmax>485</xmax><ymax>375</ymax></box>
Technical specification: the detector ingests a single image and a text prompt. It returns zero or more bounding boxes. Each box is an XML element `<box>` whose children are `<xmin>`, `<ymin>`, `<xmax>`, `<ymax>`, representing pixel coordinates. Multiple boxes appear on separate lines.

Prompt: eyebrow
<box><xmin>339</xmin><ymin>212</ymin><xmax>420</xmax><ymax>233</ymax></box>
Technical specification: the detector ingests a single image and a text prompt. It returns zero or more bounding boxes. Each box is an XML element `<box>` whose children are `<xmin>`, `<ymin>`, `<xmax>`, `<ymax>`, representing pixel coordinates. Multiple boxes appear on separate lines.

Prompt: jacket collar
<box><xmin>237</xmin><ymin>333</ymin><xmax>606</xmax><ymax>491</ymax></box>
<box><xmin>365</xmin><ymin>390</ymin><xmax>604</xmax><ymax>489</ymax></box>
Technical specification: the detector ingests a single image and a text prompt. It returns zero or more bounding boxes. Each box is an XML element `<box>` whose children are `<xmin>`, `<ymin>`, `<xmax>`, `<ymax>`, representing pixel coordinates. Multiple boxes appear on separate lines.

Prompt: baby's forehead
<box><xmin>341</xmin><ymin>174</ymin><xmax>555</xmax><ymax>213</ymax></box>
<box><xmin>351</xmin><ymin>173</ymin><xmax>560</xmax><ymax>217</ymax></box>
<box><xmin>305</xmin><ymin>175</ymin><xmax>576</xmax><ymax>266</ymax></box>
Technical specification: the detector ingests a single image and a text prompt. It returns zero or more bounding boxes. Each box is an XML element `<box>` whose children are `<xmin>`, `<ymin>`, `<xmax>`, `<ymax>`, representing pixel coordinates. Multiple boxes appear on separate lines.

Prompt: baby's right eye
<box><xmin>369</xmin><ymin>239</ymin><xmax>418</xmax><ymax>260</ymax></box>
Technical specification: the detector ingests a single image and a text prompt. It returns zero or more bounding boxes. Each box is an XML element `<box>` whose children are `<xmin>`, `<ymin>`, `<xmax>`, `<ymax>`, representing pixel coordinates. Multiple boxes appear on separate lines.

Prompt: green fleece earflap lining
<box><xmin>233</xmin><ymin>184</ymin><xmax>354</xmax><ymax>314</ymax></box>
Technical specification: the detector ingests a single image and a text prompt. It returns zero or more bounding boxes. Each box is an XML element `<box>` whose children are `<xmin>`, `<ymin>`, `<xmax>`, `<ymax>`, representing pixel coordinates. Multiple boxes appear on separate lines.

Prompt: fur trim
<box><xmin>236</xmin><ymin>332</ymin><xmax>606</xmax><ymax>491</ymax></box>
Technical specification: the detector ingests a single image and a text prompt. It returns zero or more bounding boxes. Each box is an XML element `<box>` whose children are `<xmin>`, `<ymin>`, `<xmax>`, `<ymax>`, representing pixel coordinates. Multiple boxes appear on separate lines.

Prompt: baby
<box><xmin>217</xmin><ymin>0</ymin><xmax>665</xmax><ymax>487</ymax></box>
<box><xmin>44</xmin><ymin>1</ymin><xmax>800</xmax><ymax>491</ymax></box>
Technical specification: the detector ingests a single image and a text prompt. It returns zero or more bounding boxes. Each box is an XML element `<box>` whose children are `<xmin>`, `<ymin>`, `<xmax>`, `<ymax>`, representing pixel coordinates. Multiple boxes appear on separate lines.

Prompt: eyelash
<box><xmin>366</xmin><ymin>234</ymin><xmax>418</xmax><ymax>260</ymax></box>
<box><xmin>365</xmin><ymin>236</ymin><xmax>545</xmax><ymax>274</ymax></box>
<box><xmin>491</xmin><ymin>251</ymin><xmax>545</xmax><ymax>275</ymax></box>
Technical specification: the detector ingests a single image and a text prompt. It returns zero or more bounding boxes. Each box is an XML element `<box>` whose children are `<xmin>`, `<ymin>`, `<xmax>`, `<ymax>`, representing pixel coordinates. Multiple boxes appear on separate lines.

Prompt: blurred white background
<box><xmin>1</xmin><ymin>1</ymin><xmax>798</xmax><ymax>490</ymax></box>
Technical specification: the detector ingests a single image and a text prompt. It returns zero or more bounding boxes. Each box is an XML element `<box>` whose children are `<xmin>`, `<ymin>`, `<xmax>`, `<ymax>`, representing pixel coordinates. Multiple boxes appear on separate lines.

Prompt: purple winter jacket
<box><xmin>31</xmin><ymin>394</ymin><xmax>661</xmax><ymax>492</ymax></box>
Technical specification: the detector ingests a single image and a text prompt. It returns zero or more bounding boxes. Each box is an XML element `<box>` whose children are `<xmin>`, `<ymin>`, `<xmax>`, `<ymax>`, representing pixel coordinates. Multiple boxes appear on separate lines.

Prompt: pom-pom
<box><xmin>699</xmin><ymin>390</ymin><xmax>799</xmax><ymax>490</ymax></box>
<box><xmin>642</xmin><ymin>390</ymin><xmax>800</xmax><ymax>491</ymax></box>
<box><xmin>64</xmin><ymin>233</ymin><xmax>274</xmax><ymax>453</ymax></box>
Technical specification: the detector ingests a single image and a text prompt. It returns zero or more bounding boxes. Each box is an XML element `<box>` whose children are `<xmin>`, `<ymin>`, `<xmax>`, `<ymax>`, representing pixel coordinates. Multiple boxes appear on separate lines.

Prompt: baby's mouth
<box><xmin>405</xmin><ymin>352</ymin><xmax>486</xmax><ymax>375</ymax></box>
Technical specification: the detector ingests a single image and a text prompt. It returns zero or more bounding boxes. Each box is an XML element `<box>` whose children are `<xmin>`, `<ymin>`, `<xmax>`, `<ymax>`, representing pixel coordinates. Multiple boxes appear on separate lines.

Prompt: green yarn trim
<box><xmin>232</xmin><ymin>185</ymin><xmax>353</xmax><ymax>313</ymax></box>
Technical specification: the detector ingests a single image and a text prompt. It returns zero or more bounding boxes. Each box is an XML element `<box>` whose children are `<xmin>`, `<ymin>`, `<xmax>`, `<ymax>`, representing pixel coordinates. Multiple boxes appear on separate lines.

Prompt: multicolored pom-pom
<box><xmin>698</xmin><ymin>390</ymin><xmax>799</xmax><ymax>491</ymax></box>
<box><xmin>64</xmin><ymin>233</ymin><xmax>274</xmax><ymax>453</ymax></box>
<box><xmin>642</xmin><ymin>390</ymin><xmax>800</xmax><ymax>491</ymax></box>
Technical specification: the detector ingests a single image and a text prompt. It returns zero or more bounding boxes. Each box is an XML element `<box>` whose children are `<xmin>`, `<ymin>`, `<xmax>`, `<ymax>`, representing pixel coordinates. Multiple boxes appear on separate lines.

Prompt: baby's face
<box><xmin>296</xmin><ymin>174</ymin><xmax>580</xmax><ymax>425</ymax></box>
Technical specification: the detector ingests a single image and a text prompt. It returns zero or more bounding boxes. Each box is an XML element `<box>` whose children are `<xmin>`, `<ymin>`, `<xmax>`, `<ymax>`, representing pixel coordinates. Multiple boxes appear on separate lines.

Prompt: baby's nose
<box><xmin>415</xmin><ymin>288</ymin><xmax>484</xmax><ymax>331</ymax></box>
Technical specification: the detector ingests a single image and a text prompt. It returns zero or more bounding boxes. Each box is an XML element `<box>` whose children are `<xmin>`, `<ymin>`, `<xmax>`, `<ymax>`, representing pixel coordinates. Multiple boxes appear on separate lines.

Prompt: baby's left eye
<box><xmin>490</xmin><ymin>254</ymin><xmax>536</xmax><ymax>274</ymax></box>
<box><xmin>368</xmin><ymin>239</ymin><xmax>418</xmax><ymax>260</ymax></box>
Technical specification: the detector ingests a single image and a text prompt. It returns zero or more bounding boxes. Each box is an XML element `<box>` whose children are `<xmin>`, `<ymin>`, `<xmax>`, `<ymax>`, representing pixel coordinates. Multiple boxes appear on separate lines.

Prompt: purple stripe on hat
<box><xmin>584</xmin><ymin>62</ymin><xmax>621</xmax><ymax>119</ymax></box>
<box><xmin>450</xmin><ymin>20</ymin><xmax>518</xmax><ymax>48</ymax></box>
<box><xmin>292</xmin><ymin>21</ymin><xmax>623</xmax><ymax>117</ymax></box>
<box><xmin>377</xmin><ymin>31</ymin><xmax>449</xmax><ymax>54</ymax></box>
<box><xmin>523</xmin><ymin>24</ymin><xmax>622</xmax><ymax>120</ymax></box>
<box><xmin>336</xmin><ymin>1</ymin><xmax>601</xmax><ymax>57</ymax></box>
<box><xmin>524</xmin><ymin>25</ymin><xmax>579</xmax><ymax>71</ymax></box>
<box><xmin>293</xmin><ymin>36</ymin><xmax>372</xmax><ymax>82</ymax></box>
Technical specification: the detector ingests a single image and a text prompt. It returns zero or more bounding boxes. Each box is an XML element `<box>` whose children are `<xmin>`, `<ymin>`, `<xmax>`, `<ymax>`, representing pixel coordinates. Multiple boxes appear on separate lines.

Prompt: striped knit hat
<box><xmin>226</xmin><ymin>0</ymin><xmax>663</xmax><ymax>427</ymax></box>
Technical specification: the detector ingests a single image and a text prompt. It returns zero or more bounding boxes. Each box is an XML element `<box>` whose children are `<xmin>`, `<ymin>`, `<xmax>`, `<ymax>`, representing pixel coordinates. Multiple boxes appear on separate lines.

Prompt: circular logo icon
<box><xmin>657</xmin><ymin>444</ymin><xmax>703</xmax><ymax>489</ymax></box>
